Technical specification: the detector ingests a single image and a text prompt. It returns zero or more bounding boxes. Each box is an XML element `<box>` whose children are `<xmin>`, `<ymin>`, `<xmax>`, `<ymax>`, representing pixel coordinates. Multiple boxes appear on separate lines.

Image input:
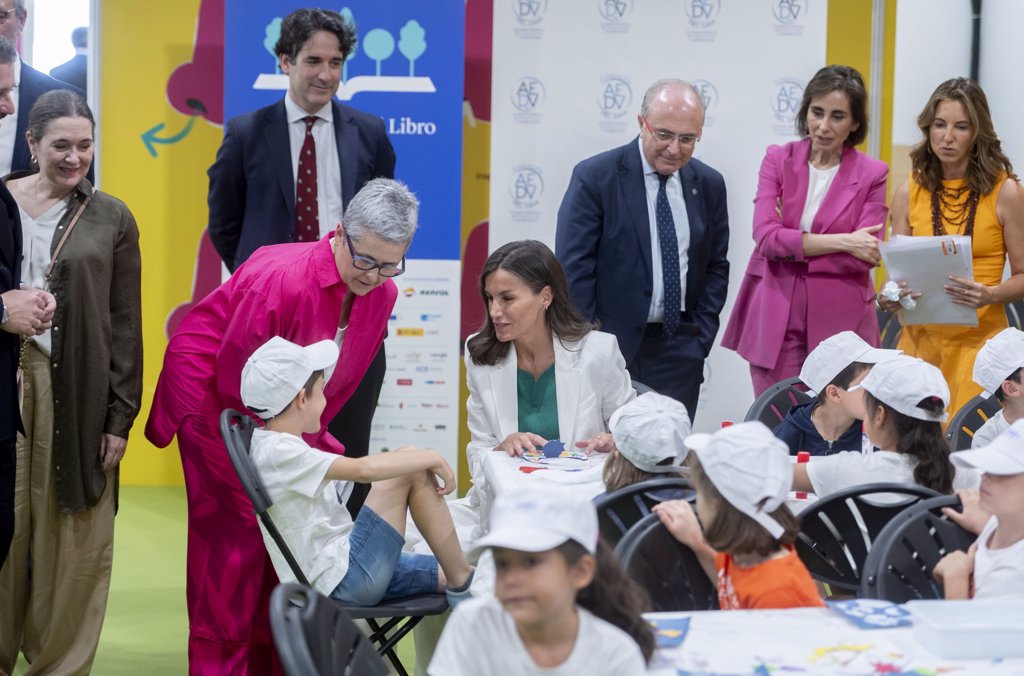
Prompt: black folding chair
<box><xmin>744</xmin><ymin>376</ymin><xmax>811</xmax><ymax>427</ymax></box>
<box><xmin>859</xmin><ymin>496</ymin><xmax>975</xmax><ymax>602</ymax></box>
<box><xmin>613</xmin><ymin>513</ymin><xmax>717</xmax><ymax>612</ymax></box>
<box><xmin>271</xmin><ymin>582</ymin><xmax>388</xmax><ymax>676</ymax></box>
<box><xmin>1005</xmin><ymin>299</ymin><xmax>1024</xmax><ymax>330</ymax></box>
<box><xmin>219</xmin><ymin>409</ymin><xmax>447</xmax><ymax>676</ymax></box>
<box><xmin>795</xmin><ymin>482</ymin><xmax>939</xmax><ymax>592</ymax></box>
<box><xmin>878</xmin><ymin>310</ymin><xmax>902</xmax><ymax>350</ymax></box>
<box><xmin>946</xmin><ymin>393</ymin><xmax>1002</xmax><ymax>451</ymax></box>
<box><xmin>594</xmin><ymin>477</ymin><xmax>694</xmax><ymax>550</ymax></box>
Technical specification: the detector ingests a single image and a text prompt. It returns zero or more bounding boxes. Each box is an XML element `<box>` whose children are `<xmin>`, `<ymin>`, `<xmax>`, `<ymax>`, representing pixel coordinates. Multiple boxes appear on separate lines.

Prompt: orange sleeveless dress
<box><xmin>898</xmin><ymin>175</ymin><xmax>1009</xmax><ymax>416</ymax></box>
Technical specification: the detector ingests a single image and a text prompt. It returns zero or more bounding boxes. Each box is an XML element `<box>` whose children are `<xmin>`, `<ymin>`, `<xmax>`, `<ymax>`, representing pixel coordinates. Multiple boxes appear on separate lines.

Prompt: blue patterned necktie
<box><xmin>656</xmin><ymin>173</ymin><xmax>681</xmax><ymax>337</ymax></box>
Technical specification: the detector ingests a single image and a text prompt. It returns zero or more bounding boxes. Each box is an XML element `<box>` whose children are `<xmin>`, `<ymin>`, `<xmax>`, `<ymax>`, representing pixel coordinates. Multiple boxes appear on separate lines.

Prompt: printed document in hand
<box><xmin>879</xmin><ymin>235</ymin><xmax>978</xmax><ymax>327</ymax></box>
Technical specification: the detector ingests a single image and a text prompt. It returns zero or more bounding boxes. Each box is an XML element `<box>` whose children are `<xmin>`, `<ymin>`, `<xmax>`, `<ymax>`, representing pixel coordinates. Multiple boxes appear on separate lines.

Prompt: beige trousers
<box><xmin>0</xmin><ymin>343</ymin><xmax>115</xmax><ymax>676</ymax></box>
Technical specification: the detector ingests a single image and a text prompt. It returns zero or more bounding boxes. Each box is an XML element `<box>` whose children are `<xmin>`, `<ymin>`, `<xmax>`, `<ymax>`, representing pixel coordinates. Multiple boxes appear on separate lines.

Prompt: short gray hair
<box><xmin>640</xmin><ymin>78</ymin><xmax>701</xmax><ymax>117</ymax></box>
<box><xmin>343</xmin><ymin>178</ymin><xmax>419</xmax><ymax>244</ymax></box>
<box><xmin>0</xmin><ymin>37</ymin><xmax>15</xmax><ymax>66</ymax></box>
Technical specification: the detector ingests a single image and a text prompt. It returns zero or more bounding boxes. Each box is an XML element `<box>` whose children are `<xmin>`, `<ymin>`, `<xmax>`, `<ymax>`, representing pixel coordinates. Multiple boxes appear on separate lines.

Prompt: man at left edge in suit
<box><xmin>0</xmin><ymin>33</ymin><xmax>55</xmax><ymax>568</ymax></box>
<box><xmin>206</xmin><ymin>8</ymin><xmax>395</xmax><ymax>524</ymax></box>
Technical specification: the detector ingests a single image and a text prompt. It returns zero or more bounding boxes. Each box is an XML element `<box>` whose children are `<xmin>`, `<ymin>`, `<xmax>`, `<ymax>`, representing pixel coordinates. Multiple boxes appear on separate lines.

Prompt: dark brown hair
<box><xmin>558</xmin><ymin>539</ymin><xmax>655</xmax><ymax>664</ymax></box>
<box><xmin>909</xmin><ymin>78</ymin><xmax>1017</xmax><ymax>195</ymax></box>
<box><xmin>602</xmin><ymin>449</ymin><xmax>658</xmax><ymax>494</ymax></box>
<box><xmin>689</xmin><ymin>456</ymin><xmax>800</xmax><ymax>558</ymax></box>
<box><xmin>272</xmin><ymin>369</ymin><xmax>324</xmax><ymax>418</ymax></box>
<box><xmin>995</xmin><ymin>367</ymin><xmax>1022</xmax><ymax>404</ymax></box>
<box><xmin>863</xmin><ymin>392</ymin><xmax>954</xmax><ymax>493</ymax></box>
<box><xmin>275</xmin><ymin>8</ymin><xmax>356</xmax><ymax>62</ymax></box>
<box><xmin>467</xmin><ymin>240</ymin><xmax>593</xmax><ymax>366</ymax></box>
<box><xmin>796</xmin><ymin>64</ymin><xmax>868</xmax><ymax>147</ymax></box>
<box><xmin>815</xmin><ymin>361</ymin><xmax>871</xmax><ymax>407</ymax></box>
<box><xmin>27</xmin><ymin>89</ymin><xmax>94</xmax><ymax>145</ymax></box>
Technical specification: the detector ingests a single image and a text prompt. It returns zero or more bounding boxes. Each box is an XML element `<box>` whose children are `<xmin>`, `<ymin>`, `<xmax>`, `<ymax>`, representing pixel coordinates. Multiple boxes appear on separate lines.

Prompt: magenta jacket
<box><xmin>721</xmin><ymin>139</ymin><xmax>888</xmax><ymax>369</ymax></box>
<box><xmin>146</xmin><ymin>235</ymin><xmax>397</xmax><ymax>455</ymax></box>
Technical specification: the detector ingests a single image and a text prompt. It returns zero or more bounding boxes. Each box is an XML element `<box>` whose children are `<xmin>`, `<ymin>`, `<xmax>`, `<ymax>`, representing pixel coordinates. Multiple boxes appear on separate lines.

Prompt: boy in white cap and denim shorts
<box><xmin>240</xmin><ymin>336</ymin><xmax>474</xmax><ymax>608</ymax></box>
<box><xmin>971</xmin><ymin>327</ymin><xmax>1024</xmax><ymax>448</ymax></box>
<box><xmin>773</xmin><ymin>331</ymin><xmax>901</xmax><ymax>456</ymax></box>
<box><xmin>933</xmin><ymin>420</ymin><xmax>1024</xmax><ymax>600</ymax></box>
<box><xmin>600</xmin><ymin>392</ymin><xmax>692</xmax><ymax>496</ymax></box>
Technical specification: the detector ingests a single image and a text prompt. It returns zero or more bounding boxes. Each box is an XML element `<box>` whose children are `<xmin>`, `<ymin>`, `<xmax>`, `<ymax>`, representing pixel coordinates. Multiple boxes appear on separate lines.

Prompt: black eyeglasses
<box><xmin>344</xmin><ymin>231</ymin><xmax>405</xmax><ymax>277</ymax></box>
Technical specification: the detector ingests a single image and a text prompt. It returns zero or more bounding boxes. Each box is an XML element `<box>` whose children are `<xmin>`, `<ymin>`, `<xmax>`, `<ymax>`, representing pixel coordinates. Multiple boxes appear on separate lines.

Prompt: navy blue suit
<box><xmin>207</xmin><ymin>97</ymin><xmax>395</xmax><ymax>516</ymax></box>
<box><xmin>15</xmin><ymin>63</ymin><xmax>92</xmax><ymax>183</ymax></box>
<box><xmin>49</xmin><ymin>54</ymin><xmax>87</xmax><ymax>95</ymax></box>
<box><xmin>0</xmin><ymin>178</ymin><xmax>21</xmax><ymax>565</ymax></box>
<box><xmin>556</xmin><ymin>139</ymin><xmax>730</xmax><ymax>418</ymax></box>
<box><xmin>207</xmin><ymin>99</ymin><xmax>395</xmax><ymax>272</ymax></box>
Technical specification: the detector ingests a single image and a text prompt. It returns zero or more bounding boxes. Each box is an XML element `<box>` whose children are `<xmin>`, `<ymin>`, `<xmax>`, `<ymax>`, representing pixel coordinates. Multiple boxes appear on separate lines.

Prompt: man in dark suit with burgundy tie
<box><xmin>206</xmin><ymin>8</ymin><xmax>394</xmax><ymax>517</ymax></box>
<box><xmin>556</xmin><ymin>79</ymin><xmax>730</xmax><ymax>420</ymax></box>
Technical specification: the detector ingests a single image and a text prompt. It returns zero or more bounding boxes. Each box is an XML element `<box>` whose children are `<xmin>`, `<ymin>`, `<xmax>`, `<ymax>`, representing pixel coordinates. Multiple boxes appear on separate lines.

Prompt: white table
<box><xmin>646</xmin><ymin>607</ymin><xmax>1021</xmax><ymax>675</ymax></box>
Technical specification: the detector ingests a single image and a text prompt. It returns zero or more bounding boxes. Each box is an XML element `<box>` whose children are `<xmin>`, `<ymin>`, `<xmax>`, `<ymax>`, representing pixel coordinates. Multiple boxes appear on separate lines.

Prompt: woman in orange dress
<box><xmin>882</xmin><ymin>78</ymin><xmax>1024</xmax><ymax>415</ymax></box>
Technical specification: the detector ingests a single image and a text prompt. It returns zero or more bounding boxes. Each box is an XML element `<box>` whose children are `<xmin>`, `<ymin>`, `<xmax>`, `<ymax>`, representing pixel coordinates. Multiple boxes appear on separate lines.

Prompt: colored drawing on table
<box><xmin>829</xmin><ymin>599</ymin><xmax>912</xmax><ymax>629</ymax></box>
<box><xmin>522</xmin><ymin>445</ymin><xmax>587</xmax><ymax>466</ymax></box>
<box><xmin>648</xmin><ymin>616</ymin><xmax>690</xmax><ymax>648</ymax></box>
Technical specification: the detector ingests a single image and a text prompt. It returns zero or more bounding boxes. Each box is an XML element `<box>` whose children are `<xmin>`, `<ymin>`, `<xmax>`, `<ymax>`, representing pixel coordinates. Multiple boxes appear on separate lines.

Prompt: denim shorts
<box><xmin>330</xmin><ymin>506</ymin><xmax>439</xmax><ymax>606</ymax></box>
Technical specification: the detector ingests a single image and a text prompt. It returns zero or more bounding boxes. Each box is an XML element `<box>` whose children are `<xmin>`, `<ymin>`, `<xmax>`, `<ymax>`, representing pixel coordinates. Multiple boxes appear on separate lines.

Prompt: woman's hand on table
<box><xmin>843</xmin><ymin>224</ymin><xmax>884</xmax><ymax>265</ymax></box>
<box><xmin>945</xmin><ymin>275</ymin><xmax>994</xmax><ymax>308</ymax></box>
<box><xmin>575</xmin><ymin>433</ymin><xmax>614</xmax><ymax>455</ymax></box>
<box><xmin>876</xmin><ymin>280</ymin><xmax>921</xmax><ymax>313</ymax></box>
<box><xmin>100</xmin><ymin>434</ymin><xmax>128</xmax><ymax>470</ymax></box>
<box><xmin>495</xmin><ymin>432</ymin><xmax>547</xmax><ymax>457</ymax></box>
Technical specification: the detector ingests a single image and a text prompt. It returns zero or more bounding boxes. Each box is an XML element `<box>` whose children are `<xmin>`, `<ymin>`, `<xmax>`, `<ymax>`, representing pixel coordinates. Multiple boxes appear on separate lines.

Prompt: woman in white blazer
<box><xmin>464</xmin><ymin>240</ymin><xmax>636</xmax><ymax>482</ymax></box>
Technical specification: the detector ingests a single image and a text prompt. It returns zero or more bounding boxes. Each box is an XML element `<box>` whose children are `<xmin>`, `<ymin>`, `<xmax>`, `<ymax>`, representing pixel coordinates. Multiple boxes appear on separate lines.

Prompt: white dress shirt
<box><xmin>284</xmin><ymin>95</ymin><xmax>343</xmax><ymax>238</ymax></box>
<box><xmin>0</xmin><ymin>57</ymin><xmax>22</xmax><ymax>176</ymax></box>
<box><xmin>638</xmin><ymin>137</ymin><xmax>689</xmax><ymax>323</ymax></box>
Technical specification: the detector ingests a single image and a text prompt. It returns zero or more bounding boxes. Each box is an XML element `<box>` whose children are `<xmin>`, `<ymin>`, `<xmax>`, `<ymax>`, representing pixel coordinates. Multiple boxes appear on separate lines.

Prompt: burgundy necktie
<box><xmin>295</xmin><ymin>115</ymin><xmax>319</xmax><ymax>242</ymax></box>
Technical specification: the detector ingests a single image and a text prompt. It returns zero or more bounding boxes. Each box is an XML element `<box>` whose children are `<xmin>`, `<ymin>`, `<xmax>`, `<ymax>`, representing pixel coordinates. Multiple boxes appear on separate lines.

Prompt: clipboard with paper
<box><xmin>879</xmin><ymin>235</ymin><xmax>978</xmax><ymax>327</ymax></box>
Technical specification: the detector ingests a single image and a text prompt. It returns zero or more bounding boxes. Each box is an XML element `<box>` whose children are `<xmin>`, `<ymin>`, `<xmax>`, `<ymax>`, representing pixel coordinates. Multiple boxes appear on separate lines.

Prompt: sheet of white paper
<box><xmin>880</xmin><ymin>235</ymin><xmax>978</xmax><ymax>326</ymax></box>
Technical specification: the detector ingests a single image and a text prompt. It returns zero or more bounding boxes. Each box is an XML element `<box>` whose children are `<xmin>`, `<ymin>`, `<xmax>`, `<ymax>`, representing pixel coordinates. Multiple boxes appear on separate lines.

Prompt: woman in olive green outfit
<box><xmin>0</xmin><ymin>90</ymin><xmax>142</xmax><ymax>676</ymax></box>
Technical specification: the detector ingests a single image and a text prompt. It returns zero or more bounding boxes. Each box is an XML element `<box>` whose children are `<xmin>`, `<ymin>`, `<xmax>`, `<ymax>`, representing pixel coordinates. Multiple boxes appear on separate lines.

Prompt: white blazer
<box><xmin>464</xmin><ymin>330</ymin><xmax>636</xmax><ymax>480</ymax></box>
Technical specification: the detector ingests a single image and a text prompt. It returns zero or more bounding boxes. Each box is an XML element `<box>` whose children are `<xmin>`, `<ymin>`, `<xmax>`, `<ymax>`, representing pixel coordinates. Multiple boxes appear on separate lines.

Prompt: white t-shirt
<box><xmin>805</xmin><ymin>449</ymin><xmax>979</xmax><ymax>500</ymax></box>
<box><xmin>971</xmin><ymin>410</ymin><xmax>1010</xmax><ymax>449</ymax></box>
<box><xmin>250</xmin><ymin>428</ymin><xmax>354</xmax><ymax>595</ymax></box>
<box><xmin>799</xmin><ymin>161</ymin><xmax>841</xmax><ymax>232</ymax></box>
<box><xmin>973</xmin><ymin>515</ymin><xmax>1024</xmax><ymax>600</ymax></box>
<box><xmin>428</xmin><ymin>596</ymin><xmax>647</xmax><ymax>676</ymax></box>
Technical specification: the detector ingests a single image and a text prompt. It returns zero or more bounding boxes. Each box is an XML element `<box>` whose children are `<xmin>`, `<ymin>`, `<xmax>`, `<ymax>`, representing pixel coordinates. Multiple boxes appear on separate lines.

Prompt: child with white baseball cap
<box><xmin>774</xmin><ymin>331</ymin><xmax>901</xmax><ymax>456</ymax></box>
<box><xmin>652</xmin><ymin>422</ymin><xmax>824</xmax><ymax>609</ymax></box>
<box><xmin>240</xmin><ymin>336</ymin><xmax>475</xmax><ymax>609</ymax></box>
<box><xmin>970</xmin><ymin>327</ymin><xmax>1024</xmax><ymax>448</ymax></box>
<box><xmin>792</xmin><ymin>355</ymin><xmax>978</xmax><ymax>498</ymax></box>
<box><xmin>600</xmin><ymin>392</ymin><xmax>692</xmax><ymax>495</ymax></box>
<box><xmin>933</xmin><ymin>419</ymin><xmax>1024</xmax><ymax>600</ymax></box>
<box><xmin>429</xmin><ymin>488</ymin><xmax>652</xmax><ymax>675</ymax></box>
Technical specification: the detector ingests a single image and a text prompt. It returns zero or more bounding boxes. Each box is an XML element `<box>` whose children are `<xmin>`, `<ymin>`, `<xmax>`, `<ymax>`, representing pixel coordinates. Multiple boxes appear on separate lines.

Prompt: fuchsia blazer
<box><xmin>146</xmin><ymin>235</ymin><xmax>397</xmax><ymax>456</ymax></box>
<box><xmin>721</xmin><ymin>139</ymin><xmax>888</xmax><ymax>369</ymax></box>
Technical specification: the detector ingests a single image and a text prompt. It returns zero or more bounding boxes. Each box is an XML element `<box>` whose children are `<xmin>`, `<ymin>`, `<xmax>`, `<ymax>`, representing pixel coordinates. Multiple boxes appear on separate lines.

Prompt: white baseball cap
<box><xmin>799</xmin><ymin>331</ymin><xmax>902</xmax><ymax>395</ymax></box>
<box><xmin>683</xmin><ymin>422</ymin><xmax>792</xmax><ymax>539</ymax></box>
<box><xmin>850</xmin><ymin>355</ymin><xmax>950</xmax><ymax>423</ymax></box>
<box><xmin>240</xmin><ymin>336</ymin><xmax>339</xmax><ymax>419</ymax></box>
<box><xmin>973</xmin><ymin>327</ymin><xmax>1024</xmax><ymax>398</ymax></box>
<box><xmin>470</xmin><ymin>487</ymin><xmax>598</xmax><ymax>556</ymax></box>
<box><xmin>609</xmin><ymin>392</ymin><xmax>692</xmax><ymax>474</ymax></box>
<box><xmin>950</xmin><ymin>419</ymin><xmax>1024</xmax><ymax>476</ymax></box>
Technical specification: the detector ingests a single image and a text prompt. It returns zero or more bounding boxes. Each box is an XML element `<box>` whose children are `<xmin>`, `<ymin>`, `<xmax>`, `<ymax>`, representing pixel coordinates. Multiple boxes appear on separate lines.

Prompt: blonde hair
<box><xmin>602</xmin><ymin>448</ymin><xmax>658</xmax><ymax>494</ymax></box>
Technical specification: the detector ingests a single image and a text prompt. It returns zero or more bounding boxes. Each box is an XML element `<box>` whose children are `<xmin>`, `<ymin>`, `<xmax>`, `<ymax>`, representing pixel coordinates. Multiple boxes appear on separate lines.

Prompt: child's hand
<box><xmin>942</xmin><ymin>489</ymin><xmax>990</xmax><ymax>535</ymax></box>
<box><xmin>429</xmin><ymin>452</ymin><xmax>457</xmax><ymax>496</ymax></box>
<box><xmin>495</xmin><ymin>432</ymin><xmax>547</xmax><ymax>457</ymax></box>
<box><xmin>652</xmin><ymin>500</ymin><xmax>704</xmax><ymax>549</ymax></box>
<box><xmin>933</xmin><ymin>543</ymin><xmax>976</xmax><ymax>600</ymax></box>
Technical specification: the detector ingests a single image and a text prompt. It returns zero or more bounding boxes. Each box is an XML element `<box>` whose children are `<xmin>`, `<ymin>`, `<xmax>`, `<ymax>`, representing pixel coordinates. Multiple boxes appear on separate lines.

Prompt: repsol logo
<box><xmin>388</xmin><ymin>117</ymin><xmax>437</xmax><ymax>135</ymax></box>
<box><xmin>419</xmin><ymin>289</ymin><xmax>449</xmax><ymax>296</ymax></box>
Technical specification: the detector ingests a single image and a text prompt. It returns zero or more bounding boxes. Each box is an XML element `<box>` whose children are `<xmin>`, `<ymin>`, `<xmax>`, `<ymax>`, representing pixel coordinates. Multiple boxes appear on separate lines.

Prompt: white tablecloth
<box><xmin>646</xmin><ymin>607</ymin><xmax>1020</xmax><ymax>675</ymax></box>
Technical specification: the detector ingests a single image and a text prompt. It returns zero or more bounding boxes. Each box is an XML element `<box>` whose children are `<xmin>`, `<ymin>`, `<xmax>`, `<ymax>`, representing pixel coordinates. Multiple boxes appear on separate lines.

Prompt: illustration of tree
<box><xmin>362</xmin><ymin>28</ymin><xmax>394</xmax><ymax>76</ymax></box>
<box><xmin>340</xmin><ymin>7</ymin><xmax>358</xmax><ymax>82</ymax></box>
<box><xmin>398</xmin><ymin>20</ymin><xmax>427</xmax><ymax>76</ymax></box>
<box><xmin>263</xmin><ymin>18</ymin><xmax>283</xmax><ymax>72</ymax></box>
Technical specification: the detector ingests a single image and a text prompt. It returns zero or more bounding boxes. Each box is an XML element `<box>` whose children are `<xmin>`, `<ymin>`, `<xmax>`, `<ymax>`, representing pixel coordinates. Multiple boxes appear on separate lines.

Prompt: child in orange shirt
<box><xmin>653</xmin><ymin>422</ymin><xmax>824</xmax><ymax>609</ymax></box>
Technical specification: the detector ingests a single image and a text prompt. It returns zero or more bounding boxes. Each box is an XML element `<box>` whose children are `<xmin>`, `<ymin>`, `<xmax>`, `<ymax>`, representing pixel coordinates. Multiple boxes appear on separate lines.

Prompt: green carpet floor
<box><xmin>15</xmin><ymin>486</ymin><xmax>415</xmax><ymax>674</ymax></box>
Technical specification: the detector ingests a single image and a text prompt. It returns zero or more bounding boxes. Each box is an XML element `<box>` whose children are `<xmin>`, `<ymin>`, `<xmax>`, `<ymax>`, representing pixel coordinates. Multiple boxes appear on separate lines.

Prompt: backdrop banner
<box><xmin>224</xmin><ymin>0</ymin><xmax>464</xmax><ymax>464</ymax></box>
<box><xmin>490</xmin><ymin>0</ymin><xmax>827</xmax><ymax>429</ymax></box>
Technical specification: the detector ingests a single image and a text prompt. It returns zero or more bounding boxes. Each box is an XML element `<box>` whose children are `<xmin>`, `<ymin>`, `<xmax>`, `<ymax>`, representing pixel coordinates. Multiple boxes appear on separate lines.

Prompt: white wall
<box><xmin>979</xmin><ymin>0</ymin><xmax>1024</xmax><ymax>172</ymax></box>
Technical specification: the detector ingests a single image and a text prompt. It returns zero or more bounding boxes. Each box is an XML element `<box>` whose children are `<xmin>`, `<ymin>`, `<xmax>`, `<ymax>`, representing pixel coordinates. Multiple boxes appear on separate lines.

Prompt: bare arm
<box><xmin>325</xmin><ymin>446</ymin><xmax>456</xmax><ymax>495</ymax></box>
<box><xmin>653</xmin><ymin>500</ymin><xmax>717</xmax><ymax>581</ymax></box>
<box><xmin>792</xmin><ymin>462</ymin><xmax>813</xmax><ymax>494</ymax></box>
<box><xmin>933</xmin><ymin>544</ymin><xmax>976</xmax><ymax>600</ymax></box>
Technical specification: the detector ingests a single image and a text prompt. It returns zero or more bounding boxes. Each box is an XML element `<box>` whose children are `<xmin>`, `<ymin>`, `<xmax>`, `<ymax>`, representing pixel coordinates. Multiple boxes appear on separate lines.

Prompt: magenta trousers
<box><xmin>177</xmin><ymin>413</ymin><xmax>283</xmax><ymax>676</ymax></box>
<box><xmin>749</xmin><ymin>275</ymin><xmax>810</xmax><ymax>397</ymax></box>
